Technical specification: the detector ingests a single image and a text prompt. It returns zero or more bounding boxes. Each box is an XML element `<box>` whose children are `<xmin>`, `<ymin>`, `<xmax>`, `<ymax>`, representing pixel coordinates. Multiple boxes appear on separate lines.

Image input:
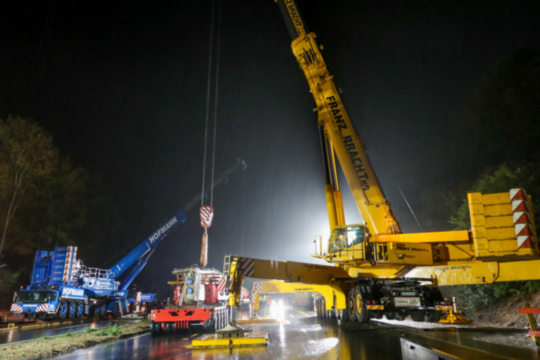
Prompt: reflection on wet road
<box><xmin>0</xmin><ymin>319</ymin><xmax>135</xmax><ymax>346</ymax></box>
<box><xmin>55</xmin><ymin>309</ymin><xmax>405</xmax><ymax>360</ymax></box>
<box><xmin>53</xmin><ymin>307</ymin><xmax>540</xmax><ymax>360</ymax></box>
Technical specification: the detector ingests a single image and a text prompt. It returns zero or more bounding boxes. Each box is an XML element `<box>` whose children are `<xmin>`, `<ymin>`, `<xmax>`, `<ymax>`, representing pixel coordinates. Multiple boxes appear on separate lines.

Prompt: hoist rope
<box><xmin>201</xmin><ymin>0</ymin><xmax>216</xmax><ymax>207</ymax></box>
<box><xmin>210</xmin><ymin>0</ymin><xmax>222</xmax><ymax>207</ymax></box>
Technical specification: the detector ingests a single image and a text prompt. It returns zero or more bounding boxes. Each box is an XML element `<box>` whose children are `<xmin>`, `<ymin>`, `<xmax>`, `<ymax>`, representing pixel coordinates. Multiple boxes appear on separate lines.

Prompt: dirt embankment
<box><xmin>467</xmin><ymin>291</ymin><xmax>540</xmax><ymax>329</ymax></box>
<box><xmin>1</xmin><ymin>320</ymin><xmax>150</xmax><ymax>360</ymax></box>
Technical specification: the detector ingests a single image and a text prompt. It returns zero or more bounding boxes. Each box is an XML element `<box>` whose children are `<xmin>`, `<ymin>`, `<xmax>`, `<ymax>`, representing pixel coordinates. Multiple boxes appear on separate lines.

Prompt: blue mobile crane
<box><xmin>10</xmin><ymin>159</ymin><xmax>246</xmax><ymax>320</ymax></box>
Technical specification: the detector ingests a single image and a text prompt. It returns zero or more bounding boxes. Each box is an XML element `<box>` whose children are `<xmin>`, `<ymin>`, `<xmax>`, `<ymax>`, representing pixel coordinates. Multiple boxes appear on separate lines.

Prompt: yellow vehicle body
<box><xmin>222</xmin><ymin>0</ymin><xmax>540</xmax><ymax>321</ymax></box>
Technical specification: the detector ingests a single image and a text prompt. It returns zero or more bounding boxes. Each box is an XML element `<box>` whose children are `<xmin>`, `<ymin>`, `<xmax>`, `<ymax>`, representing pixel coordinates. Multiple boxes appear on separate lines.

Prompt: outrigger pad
<box><xmin>191</xmin><ymin>321</ymin><xmax>267</xmax><ymax>348</ymax></box>
<box><xmin>191</xmin><ymin>333</ymin><xmax>268</xmax><ymax>349</ymax></box>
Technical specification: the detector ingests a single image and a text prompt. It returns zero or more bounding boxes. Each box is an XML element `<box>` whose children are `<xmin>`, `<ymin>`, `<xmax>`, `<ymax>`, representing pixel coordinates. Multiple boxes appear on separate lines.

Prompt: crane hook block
<box><xmin>200</xmin><ymin>205</ymin><xmax>214</xmax><ymax>228</ymax></box>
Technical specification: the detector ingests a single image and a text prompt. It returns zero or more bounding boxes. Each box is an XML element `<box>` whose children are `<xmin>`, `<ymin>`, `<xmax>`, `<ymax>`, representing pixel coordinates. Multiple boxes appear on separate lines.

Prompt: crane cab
<box><xmin>322</xmin><ymin>224</ymin><xmax>370</xmax><ymax>263</ymax></box>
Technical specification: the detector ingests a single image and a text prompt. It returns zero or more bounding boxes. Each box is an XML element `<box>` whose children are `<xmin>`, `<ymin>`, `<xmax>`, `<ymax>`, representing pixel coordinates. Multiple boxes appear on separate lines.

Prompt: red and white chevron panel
<box><xmin>62</xmin><ymin>246</ymin><xmax>78</xmax><ymax>282</ymax></box>
<box><xmin>251</xmin><ymin>282</ymin><xmax>262</xmax><ymax>303</ymax></box>
<box><xmin>510</xmin><ymin>189</ymin><xmax>534</xmax><ymax>249</ymax></box>
<box><xmin>200</xmin><ymin>205</ymin><xmax>214</xmax><ymax>228</ymax></box>
<box><xmin>236</xmin><ymin>257</ymin><xmax>255</xmax><ymax>277</ymax></box>
<box><xmin>217</xmin><ymin>278</ymin><xmax>227</xmax><ymax>294</ymax></box>
<box><xmin>10</xmin><ymin>303</ymin><xmax>22</xmax><ymax>313</ymax></box>
<box><xmin>36</xmin><ymin>303</ymin><xmax>49</xmax><ymax>312</ymax></box>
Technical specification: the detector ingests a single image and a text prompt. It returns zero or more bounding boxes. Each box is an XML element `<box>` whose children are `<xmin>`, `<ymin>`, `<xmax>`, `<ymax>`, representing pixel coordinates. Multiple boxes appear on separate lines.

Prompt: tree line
<box><xmin>0</xmin><ymin>116</ymin><xmax>120</xmax><ymax>305</ymax></box>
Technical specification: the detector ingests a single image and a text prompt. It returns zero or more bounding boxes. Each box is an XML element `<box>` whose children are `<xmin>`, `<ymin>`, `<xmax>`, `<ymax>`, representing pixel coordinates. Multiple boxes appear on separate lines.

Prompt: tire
<box><xmin>425</xmin><ymin>310</ymin><xmax>442</xmax><ymax>323</ymax></box>
<box><xmin>150</xmin><ymin>322</ymin><xmax>158</xmax><ymax>336</ymax></box>
<box><xmin>204</xmin><ymin>319</ymin><xmax>215</xmax><ymax>334</ymax></box>
<box><xmin>166</xmin><ymin>322</ymin><xmax>175</xmax><ymax>334</ymax></box>
<box><xmin>410</xmin><ymin>311</ymin><xmax>425</xmax><ymax>322</ymax></box>
<box><xmin>59</xmin><ymin>300</ymin><xmax>68</xmax><ymax>319</ymax></box>
<box><xmin>37</xmin><ymin>312</ymin><xmax>48</xmax><ymax>320</ymax></box>
<box><xmin>395</xmin><ymin>309</ymin><xmax>407</xmax><ymax>321</ymax></box>
<box><xmin>347</xmin><ymin>289</ymin><xmax>356</xmax><ymax>322</ymax></box>
<box><xmin>100</xmin><ymin>304</ymin><xmax>107</xmax><ymax>317</ymax></box>
<box><xmin>94</xmin><ymin>305</ymin><xmax>101</xmax><ymax>318</ymax></box>
<box><xmin>385</xmin><ymin>312</ymin><xmax>396</xmax><ymax>320</ymax></box>
<box><xmin>372</xmin><ymin>311</ymin><xmax>383</xmax><ymax>320</ymax></box>
<box><xmin>341</xmin><ymin>309</ymin><xmax>349</xmax><ymax>321</ymax></box>
<box><xmin>336</xmin><ymin>309</ymin><xmax>342</xmax><ymax>320</ymax></box>
<box><xmin>68</xmin><ymin>301</ymin><xmax>77</xmax><ymax>318</ymax></box>
<box><xmin>112</xmin><ymin>303</ymin><xmax>120</xmax><ymax>317</ymax></box>
<box><xmin>76</xmin><ymin>302</ymin><xmax>84</xmax><ymax>318</ymax></box>
<box><xmin>354</xmin><ymin>286</ymin><xmax>371</xmax><ymax>323</ymax></box>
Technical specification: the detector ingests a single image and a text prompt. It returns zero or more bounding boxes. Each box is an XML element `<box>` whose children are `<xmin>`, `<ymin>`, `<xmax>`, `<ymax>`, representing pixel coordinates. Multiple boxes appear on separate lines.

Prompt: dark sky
<box><xmin>2</xmin><ymin>0</ymin><xmax>539</xmax><ymax>294</ymax></box>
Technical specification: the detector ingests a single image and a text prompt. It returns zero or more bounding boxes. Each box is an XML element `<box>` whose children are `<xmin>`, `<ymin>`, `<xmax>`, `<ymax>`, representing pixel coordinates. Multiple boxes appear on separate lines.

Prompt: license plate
<box><xmin>394</xmin><ymin>297</ymin><xmax>421</xmax><ymax>307</ymax></box>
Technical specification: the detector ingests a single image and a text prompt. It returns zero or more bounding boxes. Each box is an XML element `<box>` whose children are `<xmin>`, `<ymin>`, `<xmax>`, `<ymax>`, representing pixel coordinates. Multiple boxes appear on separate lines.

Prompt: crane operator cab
<box><xmin>327</xmin><ymin>224</ymin><xmax>369</xmax><ymax>262</ymax></box>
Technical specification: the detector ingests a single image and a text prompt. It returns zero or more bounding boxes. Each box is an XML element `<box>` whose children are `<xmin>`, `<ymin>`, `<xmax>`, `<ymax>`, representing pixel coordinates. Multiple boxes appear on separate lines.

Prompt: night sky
<box><xmin>2</xmin><ymin>0</ymin><xmax>539</xmax><ymax>294</ymax></box>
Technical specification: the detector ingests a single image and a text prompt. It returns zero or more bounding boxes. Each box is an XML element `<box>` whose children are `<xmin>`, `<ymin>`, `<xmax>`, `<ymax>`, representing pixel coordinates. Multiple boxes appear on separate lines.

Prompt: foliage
<box><xmin>0</xmin><ymin>116</ymin><xmax>121</xmax><ymax>285</ymax></box>
<box><xmin>445</xmin><ymin>163</ymin><xmax>540</xmax><ymax>313</ymax></box>
<box><xmin>95</xmin><ymin>323</ymin><xmax>120</xmax><ymax>337</ymax></box>
<box><xmin>0</xmin><ymin>116</ymin><xmax>59</xmax><ymax>258</ymax></box>
<box><xmin>450</xmin><ymin>163</ymin><xmax>540</xmax><ymax>230</ymax></box>
<box><xmin>0</xmin><ymin>268</ymin><xmax>20</xmax><ymax>307</ymax></box>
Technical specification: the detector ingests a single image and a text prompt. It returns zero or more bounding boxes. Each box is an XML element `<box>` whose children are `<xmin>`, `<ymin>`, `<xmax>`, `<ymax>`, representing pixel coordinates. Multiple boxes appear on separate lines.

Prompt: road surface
<box><xmin>52</xmin><ymin>307</ymin><xmax>539</xmax><ymax>360</ymax></box>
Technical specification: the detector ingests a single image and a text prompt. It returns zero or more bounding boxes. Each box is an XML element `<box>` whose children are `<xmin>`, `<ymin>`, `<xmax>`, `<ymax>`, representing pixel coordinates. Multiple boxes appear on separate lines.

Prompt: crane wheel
<box><xmin>166</xmin><ymin>322</ymin><xmax>175</xmax><ymax>334</ymax></box>
<box><xmin>59</xmin><ymin>300</ymin><xmax>68</xmax><ymax>319</ymax></box>
<box><xmin>347</xmin><ymin>289</ymin><xmax>356</xmax><ymax>321</ymax></box>
<box><xmin>76</xmin><ymin>302</ymin><xmax>84</xmax><ymax>318</ymax></box>
<box><xmin>425</xmin><ymin>310</ymin><xmax>442</xmax><ymax>323</ymax></box>
<box><xmin>354</xmin><ymin>286</ymin><xmax>371</xmax><ymax>323</ymax></box>
<box><xmin>410</xmin><ymin>311</ymin><xmax>425</xmax><ymax>322</ymax></box>
<box><xmin>395</xmin><ymin>309</ymin><xmax>407</xmax><ymax>321</ymax></box>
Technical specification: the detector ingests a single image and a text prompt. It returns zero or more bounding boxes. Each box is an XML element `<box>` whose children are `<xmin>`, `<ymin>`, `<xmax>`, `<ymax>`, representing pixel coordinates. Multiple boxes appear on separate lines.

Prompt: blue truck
<box><xmin>10</xmin><ymin>159</ymin><xmax>246</xmax><ymax>320</ymax></box>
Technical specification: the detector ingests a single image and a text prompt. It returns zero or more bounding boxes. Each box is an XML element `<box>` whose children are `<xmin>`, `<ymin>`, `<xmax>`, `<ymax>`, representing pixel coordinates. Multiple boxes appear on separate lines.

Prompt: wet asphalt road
<box><xmin>55</xmin><ymin>309</ymin><xmax>408</xmax><ymax>360</ymax></box>
<box><xmin>51</xmin><ymin>308</ymin><xmax>539</xmax><ymax>360</ymax></box>
<box><xmin>0</xmin><ymin>308</ymin><xmax>522</xmax><ymax>359</ymax></box>
<box><xmin>0</xmin><ymin>319</ymin><xmax>135</xmax><ymax>346</ymax></box>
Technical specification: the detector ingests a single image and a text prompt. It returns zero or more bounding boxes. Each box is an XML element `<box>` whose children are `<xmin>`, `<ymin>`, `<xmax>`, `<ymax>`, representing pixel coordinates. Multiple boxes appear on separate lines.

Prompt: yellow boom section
<box><xmin>276</xmin><ymin>0</ymin><xmax>400</xmax><ymax>235</ymax></box>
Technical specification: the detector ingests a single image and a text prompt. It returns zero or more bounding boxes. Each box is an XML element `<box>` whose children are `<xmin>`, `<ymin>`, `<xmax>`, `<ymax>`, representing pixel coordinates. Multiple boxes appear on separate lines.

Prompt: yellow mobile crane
<box><xmin>222</xmin><ymin>0</ymin><xmax>540</xmax><ymax>325</ymax></box>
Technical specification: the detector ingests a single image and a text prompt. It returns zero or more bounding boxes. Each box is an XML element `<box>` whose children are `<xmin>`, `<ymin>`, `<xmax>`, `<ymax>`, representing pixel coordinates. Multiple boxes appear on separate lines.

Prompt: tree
<box><xmin>0</xmin><ymin>117</ymin><xmax>58</xmax><ymax>258</ymax></box>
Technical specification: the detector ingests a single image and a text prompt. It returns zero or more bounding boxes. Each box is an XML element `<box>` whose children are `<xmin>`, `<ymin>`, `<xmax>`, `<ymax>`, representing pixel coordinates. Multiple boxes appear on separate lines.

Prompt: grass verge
<box><xmin>1</xmin><ymin>320</ymin><xmax>150</xmax><ymax>360</ymax></box>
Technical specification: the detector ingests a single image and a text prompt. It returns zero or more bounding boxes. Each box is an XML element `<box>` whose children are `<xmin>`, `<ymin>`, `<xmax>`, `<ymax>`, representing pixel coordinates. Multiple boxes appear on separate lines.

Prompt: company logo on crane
<box><xmin>285</xmin><ymin>0</ymin><xmax>304</xmax><ymax>35</ymax></box>
<box><xmin>326</xmin><ymin>96</ymin><xmax>370</xmax><ymax>191</ymax></box>
<box><xmin>149</xmin><ymin>217</ymin><xmax>178</xmax><ymax>243</ymax></box>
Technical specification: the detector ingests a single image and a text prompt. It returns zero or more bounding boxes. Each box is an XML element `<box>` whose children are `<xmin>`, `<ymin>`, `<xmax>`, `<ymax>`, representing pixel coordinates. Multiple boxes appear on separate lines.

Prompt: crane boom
<box><xmin>276</xmin><ymin>0</ymin><xmax>400</xmax><ymax>236</ymax></box>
